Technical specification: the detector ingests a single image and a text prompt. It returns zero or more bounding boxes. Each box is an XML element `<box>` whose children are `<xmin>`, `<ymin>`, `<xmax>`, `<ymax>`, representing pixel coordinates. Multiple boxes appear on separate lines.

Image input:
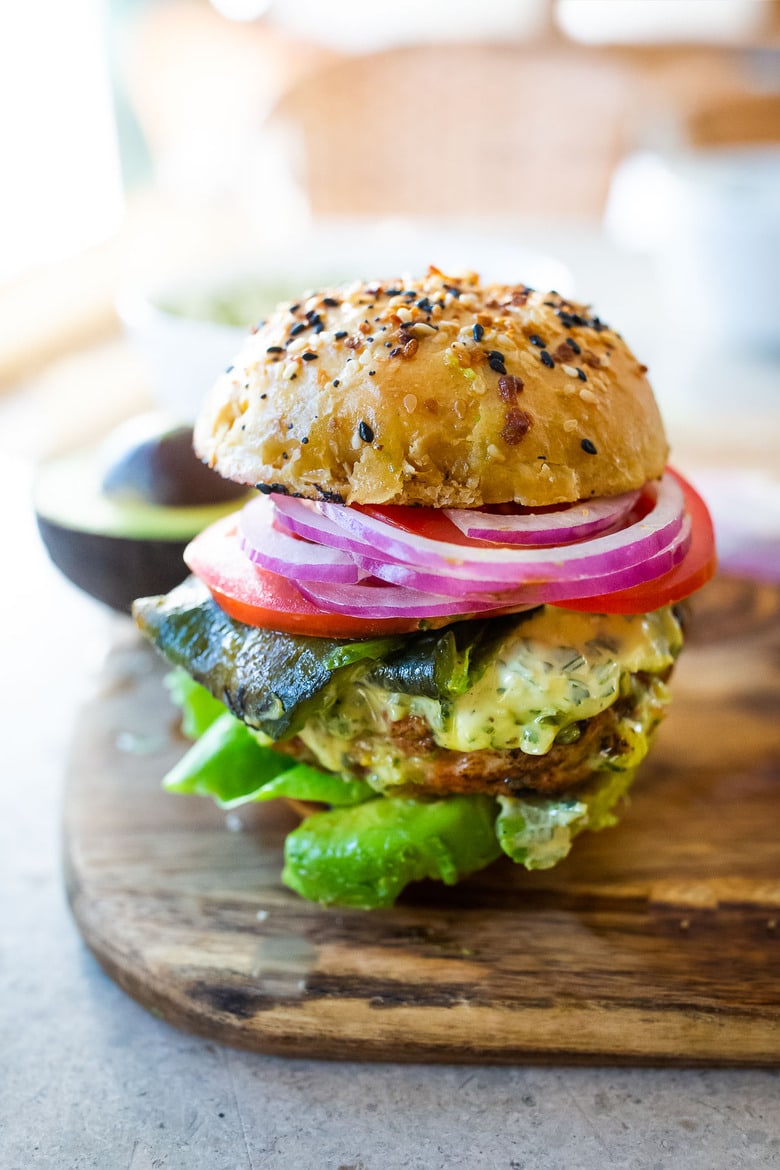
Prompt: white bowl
<box><xmin>118</xmin><ymin>219</ymin><xmax>573</xmax><ymax>420</ymax></box>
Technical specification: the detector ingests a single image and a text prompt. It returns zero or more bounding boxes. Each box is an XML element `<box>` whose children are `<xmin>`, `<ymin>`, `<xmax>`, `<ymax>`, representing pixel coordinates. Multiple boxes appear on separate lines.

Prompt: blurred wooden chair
<box><xmin>686</xmin><ymin>92</ymin><xmax>780</xmax><ymax>148</ymax></box>
<box><xmin>264</xmin><ymin>44</ymin><xmax>636</xmax><ymax>220</ymax></box>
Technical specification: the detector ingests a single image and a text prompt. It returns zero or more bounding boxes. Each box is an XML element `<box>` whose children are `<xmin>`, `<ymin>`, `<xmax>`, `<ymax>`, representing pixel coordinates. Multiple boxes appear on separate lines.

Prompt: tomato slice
<box><xmin>184</xmin><ymin>517</ymin><xmax>451</xmax><ymax>637</ymax></box>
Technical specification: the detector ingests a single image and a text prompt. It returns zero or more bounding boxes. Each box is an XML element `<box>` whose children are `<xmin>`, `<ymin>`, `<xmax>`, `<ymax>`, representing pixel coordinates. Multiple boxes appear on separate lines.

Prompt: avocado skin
<box><xmin>34</xmin><ymin>443</ymin><xmax>250</xmax><ymax>613</ymax></box>
<box><xmin>37</xmin><ymin>515</ymin><xmax>191</xmax><ymax>613</ymax></box>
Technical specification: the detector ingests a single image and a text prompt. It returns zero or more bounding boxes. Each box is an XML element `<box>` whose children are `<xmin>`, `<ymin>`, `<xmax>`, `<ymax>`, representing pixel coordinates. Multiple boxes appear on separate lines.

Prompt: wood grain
<box><xmin>63</xmin><ymin>576</ymin><xmax>780</xmax><ymax>1064</ymax></box>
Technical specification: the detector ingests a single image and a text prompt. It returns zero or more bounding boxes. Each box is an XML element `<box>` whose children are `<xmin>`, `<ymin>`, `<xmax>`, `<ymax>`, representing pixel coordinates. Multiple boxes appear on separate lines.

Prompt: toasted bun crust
<box><xmin>194</xmin><ymin>268</ymin><xmax>668</xmax><ymax>507</ymax></box>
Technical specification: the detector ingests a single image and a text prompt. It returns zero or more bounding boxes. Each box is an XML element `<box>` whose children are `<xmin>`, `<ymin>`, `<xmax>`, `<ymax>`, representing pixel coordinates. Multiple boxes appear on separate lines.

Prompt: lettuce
<box><xmin>164</xmin><ymin>668</ymin><xmax>225</xmax><ymax>738</ymax></box>
<box><xmin>282</xmin><ymin>795</ymin><xmax>502</xmax><ymax>909</ymax></box>
<box><xmin>162</xmin><ymin>670</ymin><xmax>638</xmax><ymax>907</ymax></box>
<box><xmin>163</xmin><ymin>708</ymin><xmax>374</xmax><ymax>809</ymax></box>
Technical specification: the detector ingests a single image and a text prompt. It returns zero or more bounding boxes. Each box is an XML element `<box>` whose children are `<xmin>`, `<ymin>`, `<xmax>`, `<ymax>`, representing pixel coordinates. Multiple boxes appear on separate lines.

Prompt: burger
<box><xmin>133</xmin><ymin>268</ymin><xmax>716</xmax><ymax>908</ymax></box>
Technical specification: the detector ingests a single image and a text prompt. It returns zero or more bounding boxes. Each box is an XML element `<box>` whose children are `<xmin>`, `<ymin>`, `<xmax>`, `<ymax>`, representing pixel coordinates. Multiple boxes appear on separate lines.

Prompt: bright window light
<box><xmin>0</xmin><ymin>0</ymin><xmax>123</xmax><ymax>282</ymax></box>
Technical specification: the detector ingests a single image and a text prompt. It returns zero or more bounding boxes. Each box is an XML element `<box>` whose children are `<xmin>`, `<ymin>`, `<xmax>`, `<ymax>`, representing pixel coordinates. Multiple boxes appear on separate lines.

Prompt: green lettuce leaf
<box><xmin>495</xmin><ymin>767</ymin><xmax>636</xmax><ymax>870</ymax></box>
<box><xmin>163</xmin><ymin>712</ymin><xmax>373</xmax><ymax>809</ymax></box>
<box><xmin>164</xmin><ymin>668</ymin><xmax>226</xmax><ymax>738</ymax></box>
<box><xmin>282</xmin><ymin>794</ymin><xmax>501</xmax><ymax>908</ymax></box>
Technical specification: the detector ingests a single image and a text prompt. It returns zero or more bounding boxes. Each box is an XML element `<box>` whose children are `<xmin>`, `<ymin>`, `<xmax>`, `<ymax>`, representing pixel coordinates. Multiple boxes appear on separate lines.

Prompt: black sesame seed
<box><xmin>540</xmin><ymin>350</ymin><xmax>554</xmax><ymax>369</ymax></box>
<box><xmin>567</xmin><ymin>337</ymin><xmax>581</xmax><ymax>354</ymax></box>
<box><xmin>289</xmin><ymin>303</ymin><xmax>300</xmax><ymax>312</ymax></box>
<box><xmin>416</xmin><ymin>297</ymin><xmax>433</xmax><ymax>312</ymax></box>
<box><xmin>301</xmin><ymin>437</ymin><xmax>309</xmax><ymax>445</ymax></box>
<box><xmin>290</xmin><ymin>373</ymin><xmax>297</xmax><ymax>380</ymax></box>
<box><xmin>384</xmin><ymin>287</ymin><xmax>401</xmax><ymax>297</ymax></box>
<box><xmin>333</xmin><ymin>380</ymin><xmax>340</xmax><ymax>387</ymax></box>
<box><xmin>313</xmin><ymin>323</ymin><xmax>324</xmax><ymax>334</ymax></box>
<box><xmin>581</xmin><ymin>438</ymin><xmax>598</xmax><ymax>455</ymax></box>
<box><xmin>322</xmin><ymin>296</ymin><xmax>340</xmax><ymax>307</ymax></box>
<box><xmin>305</xmin><ymin>309</ymin><xmax>317</xmax><ymax>321</ymax></box>
<box><xmin>358</xmin><ymin>421</ymin><xmax>374</xmax><ymax>443</ymax></box>
<box><xmin>472</xmin><ymin>323</ymin><xmax>484</xmax><ymax>342</ymax></box>
<box><xmin>488</xmin><ymin>356</ymin><xmax>507</xmax><ymax>374</ymax></box>
<box><xmin>266</xmin><ymin>346</ymin><xmax>283</xmax><ymax>354</ymax></box>
<box><xmin>334</xmin><ymin>330</ymin><xmax>348</xmax><ymax>340</ymax></box>
<box><xmin>529</xmin><ymin>333</ymin><xmax>546</xmax><ymax>348</ymax></box>
<box><xmin>257</xmin><ymin>483</ymin><xmax>274</xmax><ymax>494</ymax></box>
<box><xmin>289</xmin><ymin>322</ymin><xmax>306</xmax><ymax>337</ymax></box>
<box><xmin>488</xmin><ymin>350</ymin><xmax>505</xmax><ymax>361</ymax></box>
<box><xmin>444</xmin><ymin>284</ymin><xmax>462</xmax><ymax>298</ymax></box>
<box><xmin>225</xmin><ymin>364</ymin><xmax>234</xmax><ymax>372</ymax></box>
<box><xmin>302</xmin><ymin>351</ymin><xmax>318</xmax><ymax>361</ymax></box>
<box><xmin>576</xmin><ymin>367</ymin><xmax>587</xmax><ymax>382</ymax></box>
<box><xmin>368</xmin><ymin>370</ymin><xmax>376</xmax><ymax>376</ymax></box>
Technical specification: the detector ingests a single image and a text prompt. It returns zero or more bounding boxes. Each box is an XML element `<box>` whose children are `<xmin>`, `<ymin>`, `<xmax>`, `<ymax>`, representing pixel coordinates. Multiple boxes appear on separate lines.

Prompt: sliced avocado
<box><xmin>35</xmin><ymin>428</ymin><xmax>251</xmax><ymax>613</ymax></box>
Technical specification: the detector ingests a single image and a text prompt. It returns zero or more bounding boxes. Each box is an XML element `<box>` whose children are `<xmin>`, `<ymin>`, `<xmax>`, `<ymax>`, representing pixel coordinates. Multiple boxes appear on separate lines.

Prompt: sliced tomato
<box><xmin>184</xmin><ymin>517</ymin><xmax>450</xmax><ymax>637</ymax></box>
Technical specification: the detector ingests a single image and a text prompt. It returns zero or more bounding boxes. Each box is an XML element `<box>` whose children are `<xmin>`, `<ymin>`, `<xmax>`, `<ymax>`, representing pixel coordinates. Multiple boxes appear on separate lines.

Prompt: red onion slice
<box><xmin>272</xmin><ymin>495</ymin><xmax>371</xmax><ymax>556</ymax></box>
<box><xmin>312</xmin><ymin>474</ymin><xmax>685</xmax><ymax>587</ymax></box>
<box><xmin>296</xmin><ymin>579</ymin><xmax>515</xmax><ymax>620</ymax></box>
<box><xmin>444</xmin><ymin>490</ymin><xmax>640</xmax><ymax>545</ymax></box>
<box><xmin>239</xmin><ymin>495</ymin><xmax>361</xmax><ymax>583</ymax></box>
<box><xmin>296</xmin><ymin>519</ymin><xmax>690</xmax><ymax>618</ymax></box>
<box><xmin>355</xmin><ymin>515</ymin><xmax>691</xmax><ymax>604</ymax></box>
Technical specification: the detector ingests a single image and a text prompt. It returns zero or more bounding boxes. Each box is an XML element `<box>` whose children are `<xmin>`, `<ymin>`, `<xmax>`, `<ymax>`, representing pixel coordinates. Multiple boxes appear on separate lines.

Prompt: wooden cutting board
<box><xmin>64</xmin><ymin>576</ymin><xmax>780</xmax><ymax>1064</ymax></box>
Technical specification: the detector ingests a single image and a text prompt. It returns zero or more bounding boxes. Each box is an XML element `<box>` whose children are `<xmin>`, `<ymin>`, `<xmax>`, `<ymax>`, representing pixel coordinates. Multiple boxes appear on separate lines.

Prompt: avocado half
<box><xmin>35</xmin><ymin>435</ymin><xmax>249</xmax><ymax>613</ymax></box>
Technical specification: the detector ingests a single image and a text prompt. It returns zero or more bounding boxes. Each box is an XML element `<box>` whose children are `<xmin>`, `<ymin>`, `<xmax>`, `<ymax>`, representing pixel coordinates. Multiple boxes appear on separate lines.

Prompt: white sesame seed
<box><xmin>579</xmin><ymin>388</ymin><xmax>598</xmax><ymax>404</ymax></box>
<box><xmin>539</xmin><ymin>462</ymin><xmax>553</xmax><ymax>479</ymax></box>
<box><xmin>397</xmin><ymin>306</ymin><xmax>413</xmax><ymax>322</ymax></box>
<box><xmin>562</xmin><ymin>364</ymin><xmax>579</xmax><ymax>378</ymax></box>
<box><xmin>403</xmin><ymin>394</ymin><xmax>418</xmax><ymax>413</ymax></box>
<box><xmin>405</xmin><ymin>321</ymin><xmax>437</xmax><ymax>338</ymax></box>
<box><xmin>561</xmin><ymin>383</ymin><xmax>578</xmax><ymax>395</ymax></box>
<box><xmin>282</xmin><ymin>362</ymin><xmax>297</xmax><ymax>379</ymax></box>
<box><xmin>563</xmin><ymin>418</ymin><xmax>578</xmax><ymax>432</ymax></box>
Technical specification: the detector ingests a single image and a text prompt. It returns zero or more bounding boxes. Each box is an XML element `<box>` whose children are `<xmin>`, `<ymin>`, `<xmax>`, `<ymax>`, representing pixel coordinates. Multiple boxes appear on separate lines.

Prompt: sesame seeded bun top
<box><xmin>194</xmin><ymin>267</ymin><xmax>668</xmax><ymax>508</ymax></box>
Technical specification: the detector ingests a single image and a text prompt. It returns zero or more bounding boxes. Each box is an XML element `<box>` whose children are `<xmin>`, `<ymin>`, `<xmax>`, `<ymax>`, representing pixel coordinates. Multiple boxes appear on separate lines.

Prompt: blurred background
<box><xmin>1</xmin><ymin>0</ymin><xmax>779</xmax><ymax>571</ymax></box>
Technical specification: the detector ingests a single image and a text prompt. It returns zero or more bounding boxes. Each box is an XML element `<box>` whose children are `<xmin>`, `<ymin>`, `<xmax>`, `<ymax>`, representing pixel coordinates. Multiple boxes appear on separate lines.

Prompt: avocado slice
<box><xmin>35</xmin><ymin>434</ymin><xmax>250</xmax><ymax>613</ymax></box>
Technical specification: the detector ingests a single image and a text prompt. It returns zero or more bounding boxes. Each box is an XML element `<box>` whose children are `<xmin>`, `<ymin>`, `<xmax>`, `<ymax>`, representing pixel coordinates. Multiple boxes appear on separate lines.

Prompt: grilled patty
<box><xmin>277</xmin><ymin>671</ymin><xmax>669</xmax><ymax>800</ymax></box>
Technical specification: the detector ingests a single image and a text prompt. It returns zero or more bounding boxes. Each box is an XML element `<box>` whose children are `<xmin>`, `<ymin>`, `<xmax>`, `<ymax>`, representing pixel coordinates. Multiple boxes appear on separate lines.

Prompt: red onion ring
<box><xmin>444</xmin><ymin>490</ymin><xmax>640</xmax><ymax>545</ymax></box>
<box><xmin>242</xmin><ymin>473</ymin><xmax>688</xmax><ymax>618</ymax></box>
<box><xmin>239</xmin><ymin>495</ymin><xmax>361</xmax><ymax>583</ymax></box>
<box><xmin>353</xmin><ymin>515</ymin><xmax>691</xmax><ymax>604</ymax></box>
<box><xmin>296</xmin><ymin>579</ymin><xmax>511</xmax><ymax>619</ymax></box>
<box><xmin>305</xmin><ymin>474</ymin><xmax>685</xmax><ymax>587</ymax></box>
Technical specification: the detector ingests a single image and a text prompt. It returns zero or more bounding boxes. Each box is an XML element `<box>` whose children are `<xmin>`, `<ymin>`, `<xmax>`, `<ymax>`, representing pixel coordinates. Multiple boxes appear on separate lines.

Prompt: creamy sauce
<box><xmin>295</xmin><ymin>606</ymin><xmax>682</xmax><ymax>788</ymax></box>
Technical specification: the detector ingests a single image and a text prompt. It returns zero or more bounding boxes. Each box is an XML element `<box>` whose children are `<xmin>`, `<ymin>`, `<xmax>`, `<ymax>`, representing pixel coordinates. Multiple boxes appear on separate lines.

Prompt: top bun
<box><xmin>194</xmin><ymin>268</ymin><xmax>668</xmax><ymax>508</ymax></box>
